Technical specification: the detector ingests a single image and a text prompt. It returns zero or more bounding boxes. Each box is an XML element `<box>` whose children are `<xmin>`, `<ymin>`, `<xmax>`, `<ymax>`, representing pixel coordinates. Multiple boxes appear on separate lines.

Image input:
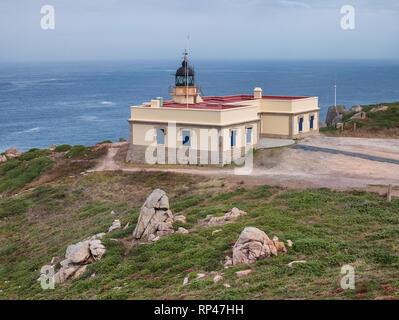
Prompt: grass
<box><xmin>0</xmin><ymin>157</ymin><xmax>53</xmax><ymax>194</ymax></box>
<box><xmin>322</xmin><ymin>101</ymin><xmax>399</xmax><ymax>137</ymax></box>
<box><xmin>1</xmin><ymin>170</ymin><xmax>399</xmax><ymax>300</ymax></box>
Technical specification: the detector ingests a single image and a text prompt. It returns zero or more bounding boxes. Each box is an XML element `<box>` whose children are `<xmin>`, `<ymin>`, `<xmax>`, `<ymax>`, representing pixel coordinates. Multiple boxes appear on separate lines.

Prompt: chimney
<box><xmin>150</xmin><ymin>99</ymin><xmax>160</xmax><ymax>108</ymax></box>
<box><xmin>254</xmin><ymin>87</ymin><xmax>262</xmax><ymax>99</ymax></box>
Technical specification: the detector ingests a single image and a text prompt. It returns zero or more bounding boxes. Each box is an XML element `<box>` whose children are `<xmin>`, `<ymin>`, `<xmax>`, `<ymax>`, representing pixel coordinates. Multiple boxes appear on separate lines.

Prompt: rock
<box><xmin>318</xmin><ymin>122</ymin><xmax>327</xmax><ymax>129</ymax></box>
<box><xmin>350</xmin><ymin>111</ymin><xmax>366</xmax><ymax>120</ymax></box>
<box><xmin>177</xmin><ymin>227</ymin><xmax>189</xmax><ymax>234</ymax></box>
<box><xmin>224</xmin><ymin>283</ymin><xmax>231</xmax><ymax>288</ymax></box>
<box><xmin>213</xmin><ymin>275</ymin><xmax>223</xmax><ymax>283</ymax></box>
<box><xmin>50</xmin><ymin>257</ymin><xmax>56</xmax><ymax>265</ymax></box>
<box><xmin>5</xmin><ymin>147</ymin><xmax>22</xmax><ymax>159</ymax></box>
<box><xmin>287</xmin><ymin>240</ymin><xmax>293</xmax><ymax>247</ymax></box>
<box><xmin>286</xmin><ymin>260</ymin><xmax>307</xmax><ymax>268</ymax></box>
<box><xmin>174</xmin><ymin>215</ymin><xmax>186</xmax><ymax>224</ymax></box>
<box><xmin>235</xmin><ymin>269</ymin><xmax>252</xmax><ymax>277</ymax></box>
<box><xmin>89</xmin><ymin>240</ymin><xmax>106</xmax><ymax>261</ymax></box>
<box><xmin>0</xmin><ymin>155</ymin><xmax>7</xmax><ymax>163</ymax></box>
<box><xmin>49</xmin><ymin>144</ymin><xmax>57</xmax><ymax>151</ymax></box>
<box><xmin>110</xmin><ymin>210</ymin><xmax>116</xmax><ymax>215</ymax></box>
<box><xmin>51</xmin><ymin>236</ymin><xmax>106</xmax><ymax>283</ymax></box>
<box><xmin>223</xmin><ymin>256</ymin><xmax>233</xmax><ymax>267</ymax></box>
<box><xmin>204</xmin><ymin>208</ymin><xmax>247</xmax><ymax>227</ymax></box>
<box><xmin>212</xmin><ymin>229</ymin><xmax>222</xmax><ymax>235</ymax></box>
<box><xmin>123</xmin><ymin>223</ymin><xmax>129</xmax><ymax>230</ymax></box>
<box><xmin>119</xmin><ymin>137</ymin><xmax>127</xmax><ymax>142</ymax></box>
<box><xmin>232</xmin><ymin>227</ymin><xmax>273</xmax><ymax>265</ymax></box>
<box><xmin>183</xmin><ymin>276</ymin><xmax>189</xmax><ymax>285</ymax></box>
<box><xmin>350</xmin><ymin>105</ymin><xmax>362</xmax><ymax>112</ymax></box>
<box><xmin>108</xmin><ymin>220</ymin><xmax>121</xmax><ymax>233</ymax></box>
<box><xmin>370</xmin><ymin>105</ymin><xmax>388</xmax><ymax>113</ymax></box>
<box><xmin>326</xmin><ymin>105</ymin><xmax>348</xmax><ymax>126</ymax></box>
<box><xmin>65</xmin><ymin>241</ymin><xmax>91</xmax><ymax>264</ymax></box>
<box><xmin>197</xmin><ymin>273</ymin><xmax>206</xmax><ymax>279</ymax></box>
<box><xmin>132</xmin><ymin>189</ymin><xmax>174</xmax><ymax>242</ymax></box>
<box><xmin>273</xmin><ymin>239</ymin><xmax>287</xmax><ymax>254</ymax></box>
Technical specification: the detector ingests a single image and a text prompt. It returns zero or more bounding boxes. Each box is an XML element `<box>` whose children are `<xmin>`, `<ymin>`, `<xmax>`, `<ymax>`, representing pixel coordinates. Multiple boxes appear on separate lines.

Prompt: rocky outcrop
<box><xmin>326</xmin><ymin>105</ymin><xmax>348</xmax><ymax>127</ymax></box>
<box><xmin>231</xmin><ymin>227</ymin><xmax>287</xmax><ymax>266</ymax></box>
<box><xmin>132</xmin><ymin>189</ymin><xmax>174</xmax><ymax>242</ymax></box>
<box><xmin>49</xmin><ymin>144</ymin><xmax>57</xmax><ymax>151</ymax></box>
<box><xmin>108</xmin><ymin>220</ymin><xmax>121</xmax><ymax>233</ymax></box>
<box><xmin>350</xmin><ymin>111</ymin><xmax>366</xmax><ymax>120</ymax></box>
<box><xmin>370</xmin><ymin>105</ymin><xmax>388</xmax><ymax>113</ymax></box>
<box><xmin>5</xmin><ymin>147</ymin><xmax>22</xmax><ymax>159</ymax></box>
<box><xmin>0</xmin><ymin>155</ymin><xmax>6</xmax><ymax>163</ymax></box>
<box><xmin>350</xmin><ymin>105</ymin><xmax>362</xmax><ymax>112</ymax></box>
<box><xmin>54</xmin><ymin>238</ymin><xmax>106</xmax><ymax>283</ymax></box>
<box><xmin>202</xmin><ymin>207</ymin><xmax>247</xmax><ymax>227</ymax></box>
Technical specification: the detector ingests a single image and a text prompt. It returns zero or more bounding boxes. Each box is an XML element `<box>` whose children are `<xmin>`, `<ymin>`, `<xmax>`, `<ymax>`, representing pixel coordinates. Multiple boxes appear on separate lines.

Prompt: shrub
<box><xmin>0</xmin><ymin>157</ymin><xmax>53</xmax><ymax>193</ymax></box>
<box><xmin>54</xmin><ymin>144</ymin><xmax>72</xmax><ymax>152</ymax></box>
<box><xmin>66</xmin><ymin>145</ymin><xmax>90</xmax><ymax>158</ymax></box>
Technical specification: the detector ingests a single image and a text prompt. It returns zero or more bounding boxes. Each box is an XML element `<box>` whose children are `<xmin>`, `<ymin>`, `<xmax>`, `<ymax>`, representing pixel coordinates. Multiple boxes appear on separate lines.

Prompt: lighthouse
<box><xmin>169</xmin><ymin>50</ymin><xmax>203</xmax><ymax>105</ymax></box>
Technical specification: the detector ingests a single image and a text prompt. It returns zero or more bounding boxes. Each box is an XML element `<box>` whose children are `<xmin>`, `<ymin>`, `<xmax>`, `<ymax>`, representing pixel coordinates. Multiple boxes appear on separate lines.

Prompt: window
<box><xmin>299</xmin><ymin>118</ymin><xmax>304</xmax><ymax>132</ymax></box>
<box><xmin>182</xmin><ymin>130</ymin><xmax>190</xmax><ymax>146</ymax></box>
<box><xmin>231</xmin><ymin>130</ymin><xmax>237</xmax><ymax>147</ymax></box>
<box><xmin>310</xmin><ymin>115</ymin><xmax>314</xmax><ymax>129</ymax></box>
<box><xmin>157</xmin><ymin>128</ymin><xmax>165</xmax><ymax>145</ymax></box>
<box><xmin>246</xmin><ymin>127</ymin><xmax>252</xmax><ymax>144</ymax></box>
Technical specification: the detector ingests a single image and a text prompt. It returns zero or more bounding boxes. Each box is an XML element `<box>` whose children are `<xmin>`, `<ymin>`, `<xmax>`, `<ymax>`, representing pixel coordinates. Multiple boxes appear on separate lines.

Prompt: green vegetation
<box><xmin>322</xmin><ymin>102</ymin><xmax>399</xmax><ymax>136</ymax></box>
<box><xmin>54</xmin><ymin>144</ymin><xmax>72</xmax><ymax>152</ymax></box>
<box><xmin>1</xmin><ymin>170</ymin><xmax>398</xmax><ymax>300</ymax></box>
<box><xmin>66</xmin><ymin>145</ymin><xmax>90</xmax><ymax>158</ymax></box>
<box><xmin>97</xmin><ymin>140</ymin><xmax>113</xmax><ymax>145</ymax></box>
<box><xmin>342</xmin><ymin>102</ymin><xmax>399</xmax><ymax>128</ymax></box>
<box><xmin>0</xmin><ymin>157</ymin><xmax>53</xmax><ymax>194</ymax></box>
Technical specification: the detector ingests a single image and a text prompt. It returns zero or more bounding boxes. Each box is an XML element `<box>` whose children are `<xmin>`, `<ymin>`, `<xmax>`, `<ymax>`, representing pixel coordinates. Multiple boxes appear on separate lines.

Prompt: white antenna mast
<box><xmin>334</xmin><ymin>81</ymin><xmax>337</xmax><ymax>107</ymax></box>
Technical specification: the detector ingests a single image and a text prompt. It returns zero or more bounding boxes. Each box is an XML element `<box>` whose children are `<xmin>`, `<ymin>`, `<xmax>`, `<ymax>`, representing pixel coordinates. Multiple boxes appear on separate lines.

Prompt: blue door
<box><xmin>310</xmin><ymin>116</ymin><xmax>314</xmax><ymax>129</ymax></box>
<box><xmin>299</xmin><ymin>118</ymin><xmax>303</xmax><ymax>132</ymax></box>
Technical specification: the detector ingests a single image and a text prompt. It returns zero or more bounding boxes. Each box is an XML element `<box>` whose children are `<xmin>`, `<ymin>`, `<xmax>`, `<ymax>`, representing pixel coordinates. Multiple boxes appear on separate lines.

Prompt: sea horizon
<box><xmin>1</xmin><ymin>59</ymin><xmax>399</xmax><ymax>152</ymax></box>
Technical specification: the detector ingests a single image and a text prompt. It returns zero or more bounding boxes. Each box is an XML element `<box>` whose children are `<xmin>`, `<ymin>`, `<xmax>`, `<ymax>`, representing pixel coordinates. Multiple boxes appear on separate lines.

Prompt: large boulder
<box><xmin>232</xmin><ymin>227</ymin><xmax>287</xmax><ymax>266</ymax></box>
<box><xmin>5</xmin><ymin>147</ymin><xmax>22</xmax><ymax>159</ymax></box>
<box><xmin>65</xmin><ymin>241</ymin><xmax>91</xmax><ymax>264</ymax></box>
<box><xmin>350</xmin><ymin>105</ymin><xmax>362</xmax><ymax>112</ymax></box>
<box><xmin>370</xmin><ymin>105</ymin><xmax>388</xmax><ymax>113</ymax></box>
<box><xmin>326</xmin><ymin>105</ymin><xmax>348</xmax><ymax>126</ymax></box>
<box><xmin>132</xmin><ymin>189</ymin><xmax>174</xmax><ymax>242</ymax></box>
<box><xmin>53</xmin><ymin>238</ymin><xmax>106</xmax><ymax>283</ymax></box>
<box><xmin>350</xmin><ymin>111</ymin><xmax>366</xmax><ymax>120</ymax></box>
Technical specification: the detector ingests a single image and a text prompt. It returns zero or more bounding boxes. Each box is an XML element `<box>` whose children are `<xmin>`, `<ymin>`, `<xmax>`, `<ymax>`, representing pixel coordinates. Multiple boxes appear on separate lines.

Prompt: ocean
<box><xmin>1</xmin><ymin>59</ymin><xmax>399</xmax><ymax>152</ymax></box>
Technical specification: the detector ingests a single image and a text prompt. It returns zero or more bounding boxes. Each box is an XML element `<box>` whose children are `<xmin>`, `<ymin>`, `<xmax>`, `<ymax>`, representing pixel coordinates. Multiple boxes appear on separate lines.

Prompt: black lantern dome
<box><xmin>175</xmin><ymin>58</ymin><xmax>195</xmax><ymax>87</ymax></box>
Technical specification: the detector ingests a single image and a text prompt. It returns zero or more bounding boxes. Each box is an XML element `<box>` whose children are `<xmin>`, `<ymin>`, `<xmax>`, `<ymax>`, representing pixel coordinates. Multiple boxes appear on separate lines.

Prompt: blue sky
<box><xmin>0</xmin><ymin>0</ymin><xmax>398</xmax><ymax>61</ymax></box>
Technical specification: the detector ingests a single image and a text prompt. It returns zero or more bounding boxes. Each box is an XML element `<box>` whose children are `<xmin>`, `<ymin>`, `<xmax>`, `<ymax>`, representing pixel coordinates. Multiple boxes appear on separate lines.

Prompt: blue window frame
<box><xmin>182</xmin><ymin>130</ymin><xmax>190</xmax><ymax>146</ymax></box>
<box><xmin>299</xmin><ymin>118</ymin><xmax>303</xmax><ymax>132</ymax></box>
<box><xmin>310</xmin><ymin>115</ymin><xmax>314</xmax><ymax>129</ymax></box>
<box><xmin>246</xmin><ymin>127</ymin><xmax>252</xmax><ymax>143</ymax></box>
<box><xmin>157</xmin><ymin>128</ymin><xmax>165</xmax><ymax>145</ymax></box>
<box><xmin>231</xmin><ymin>130</ymin><xmax>236</xmax><ymax>147</ymax></box>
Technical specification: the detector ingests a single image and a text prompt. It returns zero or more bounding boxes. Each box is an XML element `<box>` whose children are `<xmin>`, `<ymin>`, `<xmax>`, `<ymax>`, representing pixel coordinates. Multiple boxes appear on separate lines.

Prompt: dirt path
<box><xmin>89</xmin><ymin>137</ymin><xmax>399</xmax><ymax>196</ymax></box>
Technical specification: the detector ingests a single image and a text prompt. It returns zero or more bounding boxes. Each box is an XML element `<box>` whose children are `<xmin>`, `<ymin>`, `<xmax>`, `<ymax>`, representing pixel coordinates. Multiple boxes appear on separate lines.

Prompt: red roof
<box><xmin>140</xmin><ymin>94</ymin><xmax>310</xmax><ymax>110</ymax></box>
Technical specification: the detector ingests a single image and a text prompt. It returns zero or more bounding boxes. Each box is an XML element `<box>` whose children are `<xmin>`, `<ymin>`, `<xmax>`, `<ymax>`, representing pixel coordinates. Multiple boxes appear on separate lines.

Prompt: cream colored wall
<box><xmin>260</xmin><ymin>114</ymin><xmax>290</xmax><ymax>135</ymax></box>
<box><xmin>292</xmin><ymin>112</ymin><xmax>318</xmax><ymax>135</ymax></box>
<box><xmin>130</xmin><ymin>105</ymin><xmax>258</xmax><ymax>127</ymax></box>
<box><xmin>131</xmin><ymin>122</ymin><xmax>258</xmax><ymax>152</ymax></box>
<box><xmin>259</xmin><ymin>97</ymin><xmax>318</xmax><ymax>114</ymax></box>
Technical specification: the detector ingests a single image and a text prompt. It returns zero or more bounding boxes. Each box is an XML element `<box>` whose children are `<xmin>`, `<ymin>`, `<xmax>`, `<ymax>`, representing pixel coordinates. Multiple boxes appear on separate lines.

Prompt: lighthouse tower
<box><xmin>170</xmin><ymin>50</ymin><xmax>203</xmax><ymax>104</ymax></box>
